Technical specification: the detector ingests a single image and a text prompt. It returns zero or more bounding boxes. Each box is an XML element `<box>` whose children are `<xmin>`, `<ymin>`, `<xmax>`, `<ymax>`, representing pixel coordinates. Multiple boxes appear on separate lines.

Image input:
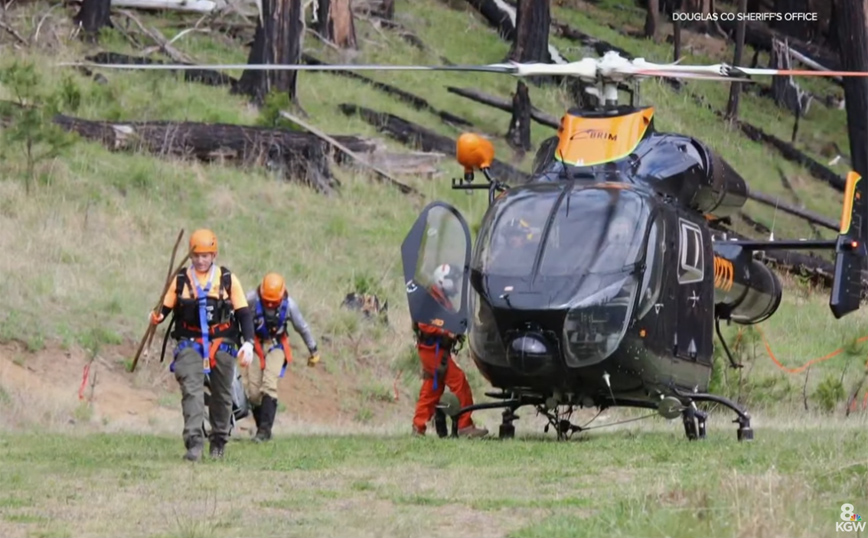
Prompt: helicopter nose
<box><xmin>506</xmin><ymin>332</ymin><xmax>556</xmax><ymax>374</ymax></box>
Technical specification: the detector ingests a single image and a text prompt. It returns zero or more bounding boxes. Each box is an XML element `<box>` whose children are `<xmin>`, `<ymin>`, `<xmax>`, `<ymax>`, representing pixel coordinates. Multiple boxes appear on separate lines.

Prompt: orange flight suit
<box><xmin>412</xmin><ymin>323</ymin><xmax>476</xmax><ymax>434</ymax></box>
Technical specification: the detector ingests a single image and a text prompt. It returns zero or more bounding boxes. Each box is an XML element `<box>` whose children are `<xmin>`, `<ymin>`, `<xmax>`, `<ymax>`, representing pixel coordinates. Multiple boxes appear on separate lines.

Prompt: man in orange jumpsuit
<box><xmin>412</xmin><ymin>263</ymin><xmax>488</xmax><ymax>438</ymax></box>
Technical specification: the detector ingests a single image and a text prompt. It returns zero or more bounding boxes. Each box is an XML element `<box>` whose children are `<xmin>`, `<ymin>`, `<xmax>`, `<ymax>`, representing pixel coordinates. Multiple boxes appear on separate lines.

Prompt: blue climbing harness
<box><xmin>254</xmin><ymin>296</ymin><xmax>290</xmax><ymax>377</ymax></box>
<box><xmin>171</xmin><ymin>338</ymin><xmax>238</xmax><ymax>373</ymax></box>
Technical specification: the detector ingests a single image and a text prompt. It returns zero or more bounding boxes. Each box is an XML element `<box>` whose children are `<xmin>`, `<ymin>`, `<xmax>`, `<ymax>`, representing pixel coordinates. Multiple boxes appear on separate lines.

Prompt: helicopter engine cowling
<box><xmin>712</xmin><ymin>243</ymin><xmax>783</xmax><ymax>325</ymax></box>
<box><xmin>685</xmin><ymin>142</ymin><xmax>750</xmax><ymax>220</ymax></box>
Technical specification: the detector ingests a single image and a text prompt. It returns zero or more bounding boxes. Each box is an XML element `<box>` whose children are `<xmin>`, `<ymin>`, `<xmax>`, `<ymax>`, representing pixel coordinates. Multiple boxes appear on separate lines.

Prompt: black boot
<box><xmin>254</xmin><ymin>395</ymin><xmax>277</xmax><ymax>443</ymax></box>
<box><xmin>184</xmin><ymin>437</ymin><xmax>204</xmax><ymax>462</ymax></box>
<box><xmin>251</xmin><ymin>404</ymin><xmax>261</xmax><ymax>438</ymax></box>
<box><xmin>209</xmin><ymin>438</ymin><xmax>226</xmax><ymax>459</ymax></box>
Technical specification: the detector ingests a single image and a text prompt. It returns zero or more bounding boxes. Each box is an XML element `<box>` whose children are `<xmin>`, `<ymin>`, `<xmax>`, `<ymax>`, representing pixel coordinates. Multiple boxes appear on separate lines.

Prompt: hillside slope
<box><xmin>0</xmin><ymin>0</ymin><xmax>867</xmax><ymax>436</ymax></box>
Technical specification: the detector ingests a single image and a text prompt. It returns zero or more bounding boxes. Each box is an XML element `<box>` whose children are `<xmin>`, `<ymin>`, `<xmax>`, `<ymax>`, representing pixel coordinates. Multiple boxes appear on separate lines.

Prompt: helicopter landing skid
<box><xmin>671</xmin><ymin>388</ymin><xmax>754</xmax><ymax>442</ymax></box>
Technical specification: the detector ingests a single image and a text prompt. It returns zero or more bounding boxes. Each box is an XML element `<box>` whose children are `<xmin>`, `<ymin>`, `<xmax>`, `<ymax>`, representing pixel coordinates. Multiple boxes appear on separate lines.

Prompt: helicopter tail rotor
<box><xmin>830</xmin><ymin>171</ymin><xmax>868</xmax><ymax>319</ymax></box>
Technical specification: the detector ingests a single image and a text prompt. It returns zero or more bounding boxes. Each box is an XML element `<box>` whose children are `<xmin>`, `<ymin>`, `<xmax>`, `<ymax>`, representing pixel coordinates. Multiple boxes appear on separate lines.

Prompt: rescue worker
<box><xmin>149</xmin><ymin>228</ymin><xmax>256</xmax><ymax>462</ymax></box>
<box><xmin>412</xmin><ymin>263</ymin><xmax>488</xmax><ymax>438</ymax></box>
<box><xmin>243</xmin><ymin>272</ymin><xmax>320</xmax><ymax>442</ymax></box>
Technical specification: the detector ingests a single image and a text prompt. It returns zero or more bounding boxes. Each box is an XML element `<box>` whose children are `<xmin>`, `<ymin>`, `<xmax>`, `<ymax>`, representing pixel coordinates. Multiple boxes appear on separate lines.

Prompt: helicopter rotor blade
<box><xmin>58</xmin><ymin>50</ymin><xmax>868</xmax><ymax>82</ymax></box>
<box><xmin>57</xmin><ymin>61</ymin><xmax>523</xmax><ymax>75</ymax></box>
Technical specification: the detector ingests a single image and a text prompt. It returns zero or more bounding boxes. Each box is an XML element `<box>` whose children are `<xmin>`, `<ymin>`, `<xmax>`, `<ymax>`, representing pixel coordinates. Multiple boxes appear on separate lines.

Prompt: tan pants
<box><xmin>241</xmin><ymin>348</ymin><xmax>285</xmax><ymax>406</ymax></box>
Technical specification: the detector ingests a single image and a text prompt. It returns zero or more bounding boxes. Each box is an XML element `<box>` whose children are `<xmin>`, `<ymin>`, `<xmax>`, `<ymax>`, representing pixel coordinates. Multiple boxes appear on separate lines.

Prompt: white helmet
<box><xmin>432</xmin><ymin>263</ymin><xmax>459</xmax><ymax>296</ymax></box>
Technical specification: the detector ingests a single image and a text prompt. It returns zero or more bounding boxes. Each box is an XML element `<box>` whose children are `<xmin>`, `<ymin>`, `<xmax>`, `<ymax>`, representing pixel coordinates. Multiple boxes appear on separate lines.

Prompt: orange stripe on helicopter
<box><xmin>713</xmin><ymin>256</ymin><xmax>733</xmax><ymax>292</ymax></box>
<box><xmin>840</xmin><ymin>171</ymin><xmax>862</xmax><ymax>234</ymax></box>
<box><xmin>554</xmin><ymin>107</ymin><xmax>654</xmax><ymax>167</ymax></box>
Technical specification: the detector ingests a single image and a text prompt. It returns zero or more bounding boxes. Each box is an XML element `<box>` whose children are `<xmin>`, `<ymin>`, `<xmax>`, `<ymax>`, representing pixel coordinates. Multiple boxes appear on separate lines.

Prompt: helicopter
<box><xmin>73</xmin><ymin>50</ymin><xmax>868</xmax><ymax>442</ymax></box>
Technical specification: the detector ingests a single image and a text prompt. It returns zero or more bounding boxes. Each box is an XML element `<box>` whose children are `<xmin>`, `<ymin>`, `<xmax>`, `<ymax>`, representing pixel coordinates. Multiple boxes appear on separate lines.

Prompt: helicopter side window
<box><xmin>678</xmin><ymin>218</ymin><xmax>704</xmax><ymax>284</ymax></box>
<box><xmin>636</xmin><ymin>216</ymin><xmax>665</xmax><ymax>319</ymax></box>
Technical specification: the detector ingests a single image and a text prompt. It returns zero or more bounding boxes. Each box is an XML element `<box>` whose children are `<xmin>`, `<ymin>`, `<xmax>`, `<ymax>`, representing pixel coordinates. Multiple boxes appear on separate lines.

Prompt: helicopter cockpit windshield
<box><xmin>476</xmin><ymin>183</ymin><xmax>652</xmax><ymax>291</ymax></box>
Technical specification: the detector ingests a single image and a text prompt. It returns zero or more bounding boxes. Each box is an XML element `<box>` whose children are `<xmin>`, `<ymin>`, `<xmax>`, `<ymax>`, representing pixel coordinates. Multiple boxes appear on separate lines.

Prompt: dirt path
<box><xmin>0</xmin><ymin>339</ymin><xmax>411</xmax><ymax>436</ymax></box>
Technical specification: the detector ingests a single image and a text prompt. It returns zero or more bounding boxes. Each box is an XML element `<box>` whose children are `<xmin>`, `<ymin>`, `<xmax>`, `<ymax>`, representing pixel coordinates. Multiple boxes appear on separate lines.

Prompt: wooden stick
<box><xmin>131</xmin><ymin>231</ymin><xmax>190</xmax><ymax>372</ymax></box>
<box><xmin>142</xmin><ymin>229</ymin><xmax>185</xmax><ymax>361</ymax></box>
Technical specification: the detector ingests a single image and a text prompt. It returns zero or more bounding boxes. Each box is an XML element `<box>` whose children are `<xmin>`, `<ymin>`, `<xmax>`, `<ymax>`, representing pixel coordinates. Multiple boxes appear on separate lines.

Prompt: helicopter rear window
<box><xmin>537</xmin><ymin>187</ymin><xmax>650</xmax><ymax>276</ymax></box>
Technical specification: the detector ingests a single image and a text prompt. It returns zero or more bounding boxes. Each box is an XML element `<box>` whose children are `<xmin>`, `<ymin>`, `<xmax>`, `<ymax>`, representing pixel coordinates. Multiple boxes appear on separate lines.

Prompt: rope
<box><xmin>744</xmin><ymin>325</ymin><xmax>868</xmax><ymax>375</ymax></box>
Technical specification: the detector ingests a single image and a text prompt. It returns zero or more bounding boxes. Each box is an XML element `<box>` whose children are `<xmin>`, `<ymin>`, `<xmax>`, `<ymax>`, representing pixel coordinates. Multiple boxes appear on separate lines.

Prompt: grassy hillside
<box><xmin>0</xmin><ymin>0</ymin><xmax>865</xmax><ymax>425</ymax></box>
<box><xmin>3</xmin><ymin>1</ymin><xmax>868</xmax><ymax>537</ymax></box>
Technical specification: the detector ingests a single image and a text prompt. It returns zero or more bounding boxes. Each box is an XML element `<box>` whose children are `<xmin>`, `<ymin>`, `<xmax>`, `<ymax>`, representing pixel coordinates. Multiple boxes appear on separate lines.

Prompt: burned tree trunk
<box><xmin>316</xmin><ymin>0</ymin><xmax>358</xmax><ymax>49</ymax></box>
<box><xmin>773</xmin><ymin>0</ymin><xmax>816</xmax><ymax>42</ymax></box>
<box><xmin>663</xmin><ymin>0</ymin><xmax>683</xmax><ymax>60</ymax></box>
<box><xmin>645</xmin><ymin>0</ymin><xmax>659</xmax><ymax>38</ymax></box>
<box><xmin>73</xmin><ymin>0</ymin><xmax>112</xmax><ymax>42</ymax></box>
<box><xmin>506</xmin><ymin>81</ymin><xmax>532</xmax><ymax>155</ymax></box>
<box><xmin>508</xmin><ymin>0</ymin><xmax>551</xmax><ymax>68</ymax></box>
<box><xmin>234</xmin><ymin>0</ymin><xmax>304</xmax><ymax>106</ymax></box>
<box><xmin>837</xmin><ymin>0</ymin><xmax>868</xmax><ymax>210</ymax></box>
<box><xmin>725</xmin><ymin>0</ymin><xmax>747</xmax><ymax>121</ymax></box>
<box><xmin>769</xmin><ymin>38</ymin><xmax>814</xmax><ymax>126</ymax></box>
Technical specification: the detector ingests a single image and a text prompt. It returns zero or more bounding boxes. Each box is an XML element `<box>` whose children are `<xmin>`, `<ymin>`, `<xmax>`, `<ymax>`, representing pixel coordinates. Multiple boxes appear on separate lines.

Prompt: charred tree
<box><xmin>234</xmin><ymin>0</ymin><xmax>304</xmax><ymax>106</ymax></box>
<box><xmin>725</xmin><ymin>0</ymin><xmax>747</xmax><ymax>121</ymax></box>
<box><xmin>663</xmin><ymin>0</ymin><xmax>683</xmax><ymax>60</ymax></box>
<box><xmin>381</xmin><ymin>0</ymin><xmax>394</xmax><ymax>18</ymax></box>
<box><xmin>73</xmin><ymin>0</ymin><xmax>112</xmax><ymax>42</ymax></box>
<box><xmin>315</xmin><ymin>0</ymin><xmax>358</xmax><ymax>49</ymax></box>
<box><xmin>506</xmin><ymin>81</ymin><xmax>532</xmax><ymax>155</ymax></box>
<box><xmin>769</xmin><ymin>39</ymin><xmax>813</xmax><ymax>127</ymax></box>
<box><xmin>773</xmin><ymin>0</ymin><xmax>816</xmax><ymax>42</ymax></box>
<box><xmin>645</xmin><ymin>0</ymin><xmax>660</xmax><ymax>38</ymax></box>
<box><xmin>508</xmin><ymin>0</ymin><xmax>552</xmax><ymax>85</ymax></box>
<box><xmin>837</xmin><ymin>0</ymin><xmax>868</xmax><ymax>207</ymax></box>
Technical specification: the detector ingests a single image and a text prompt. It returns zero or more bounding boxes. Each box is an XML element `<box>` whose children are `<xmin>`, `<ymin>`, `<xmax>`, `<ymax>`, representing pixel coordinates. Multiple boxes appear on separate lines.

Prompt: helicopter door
<box><xmin>401</xmin><ymin>201</ymin><xmax>473</xmax><ymax>336</ymax></box>
<box><xmin>674</xmin><ymin>217</ymin><xmax>713</xmax><ymax>364</ymax></box>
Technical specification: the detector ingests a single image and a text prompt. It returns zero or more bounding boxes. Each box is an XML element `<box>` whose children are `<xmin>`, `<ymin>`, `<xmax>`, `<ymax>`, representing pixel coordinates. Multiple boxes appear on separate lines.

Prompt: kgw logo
<box><xmin>837</xmin><ymin>503</ymin><xmax>866</xmax><ymax>532</ymax></box>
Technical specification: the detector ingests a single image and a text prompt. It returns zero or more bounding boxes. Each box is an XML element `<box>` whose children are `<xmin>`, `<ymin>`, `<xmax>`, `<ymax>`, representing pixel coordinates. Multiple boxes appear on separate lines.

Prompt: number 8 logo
<box><xmin>841</xmin><ymin>503</ymin><xmax>855</xmax><ymax>521</ymax></box>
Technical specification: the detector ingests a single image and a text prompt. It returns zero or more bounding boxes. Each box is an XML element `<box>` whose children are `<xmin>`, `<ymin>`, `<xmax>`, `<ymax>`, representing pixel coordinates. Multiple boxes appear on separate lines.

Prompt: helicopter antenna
<box><xmin>769</xmin><ymin>196</ymin><xmax>780</xmax><ymax>242</ymax></box>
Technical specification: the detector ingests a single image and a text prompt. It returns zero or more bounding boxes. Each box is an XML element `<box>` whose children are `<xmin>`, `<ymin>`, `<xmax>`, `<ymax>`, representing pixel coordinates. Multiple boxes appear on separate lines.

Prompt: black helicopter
<box><xmin>76</xmin><ymin>50</ymin><xmax>868</xmax><ymax>442</ymax></box>
<box><xmin>394</xmin><ymin>54</ymin><xmax>868</xmax><ymax>443</ymax></box>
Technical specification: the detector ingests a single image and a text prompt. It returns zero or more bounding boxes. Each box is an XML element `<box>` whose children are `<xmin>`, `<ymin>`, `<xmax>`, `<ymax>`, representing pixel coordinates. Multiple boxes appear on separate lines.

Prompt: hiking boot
<box><xmin>184</xmin><ymin>439</ymin><xmax>204</xmax><ymax>462</ymax></box>
<box><xmin>209</xmin><ymin>440</ymin><xmax>225</xmax><ymax>459</ymax></box>
<box><xmin>458</xmin><ymin>425</ymin><xmax>489</xmax><ymax>439</ymax></box>
<box><xmin>253</xmin><ymin>395</ymin><xmax>276</xmax><ymax>443</ymax></box>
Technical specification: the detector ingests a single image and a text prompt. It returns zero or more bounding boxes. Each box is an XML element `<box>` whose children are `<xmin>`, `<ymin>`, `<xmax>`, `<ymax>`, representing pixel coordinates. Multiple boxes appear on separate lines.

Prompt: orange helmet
<box><xmin>190</xmin><ymin>229</ymin><xmax>218</xmax><ymax>254</ymax></box>
<box><xmin>259</xmin><ymin>272</ymin><xmax>286</xmax><ymax>304</ymax></box>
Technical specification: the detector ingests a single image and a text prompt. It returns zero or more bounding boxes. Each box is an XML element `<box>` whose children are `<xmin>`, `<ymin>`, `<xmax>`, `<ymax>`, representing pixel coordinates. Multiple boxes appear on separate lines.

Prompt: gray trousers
<box><xmin>173</xmin><ymin>346</ymin><xmax>235</xmax><ymax>446</ymax></box>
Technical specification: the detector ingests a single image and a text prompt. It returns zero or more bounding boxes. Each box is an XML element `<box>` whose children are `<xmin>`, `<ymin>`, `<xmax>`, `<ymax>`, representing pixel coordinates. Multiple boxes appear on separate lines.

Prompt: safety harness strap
<box><xmin>253</xmin><ymin>296</ymin><xmax>292</xmax><ymax>378</ymax></box>
<box><xmin>171</xmin><ymin>337</ymin><xmax>238</xmax><ymax>373</ymax></box>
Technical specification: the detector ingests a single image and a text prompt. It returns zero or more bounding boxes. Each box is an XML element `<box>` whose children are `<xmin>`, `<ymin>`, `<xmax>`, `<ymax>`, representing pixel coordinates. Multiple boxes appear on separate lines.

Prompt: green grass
<box><xmin>1</xmin><ymin>426</ymin><xmax>867</xmax><ymax>537</ymax></box>
<box><xmin>1</xmin><ymin>0</ymin><xmax>867</xmax><ymax>536</ymax></box>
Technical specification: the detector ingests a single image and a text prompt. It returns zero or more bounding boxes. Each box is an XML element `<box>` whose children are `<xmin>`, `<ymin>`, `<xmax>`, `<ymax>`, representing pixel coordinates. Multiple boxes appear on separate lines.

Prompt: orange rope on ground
<box><xmin>753</xmin><ymin>325</ymin><xmax>868</xmax><ymax>375</ymax></box>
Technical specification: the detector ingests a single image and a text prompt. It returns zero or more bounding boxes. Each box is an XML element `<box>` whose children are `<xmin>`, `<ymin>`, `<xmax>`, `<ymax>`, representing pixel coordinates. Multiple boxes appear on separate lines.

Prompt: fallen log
<box><xmin>446</xmin><ymin>86</ymin><xmax>559</xmax><ymax>129</ymax></box>
<box><xmin>109</xmin><ymin>0</ymin><xmax>226</xmax><ymax>13</ymax></box>
<box><xmin>689</xmin><ymin>92</ymin><xmax>846</xmax><ymax>193</ymax></box>
<box><xmin>301</xmin><ymin>54</ymin><xmax>473</xmax><ymax>129</ymax></box>
<box><xmin>738</xmin><ymin>212</ymin><xmax>772</xmax><ymax>235</ymax></box>
<box><xmin>277</xmin><ymin>109</ymin><xmax>421</xmax><ymax>197</ymax></box>
<box><xmin>736</xmin><ymin>121</ymin><xmax>845</xmax><ymax>192</ymax></box>
<box><xmin>85</xmin><ymin>51</ymin><xmax>238</xmax><ymax>89</ymax></box>
<box><xmin>776</xmin><ymin>167</ymin><xmax>823</xmax><ymax>238</ymax></box>
<box><xmin>52</xmin><ymin>114</ymin><xmax>377</xmax><ymax>194</ymax></box>
<box><xmin>747</xmin><ymin>188</ymin><xmax>838</xmax><ymax>231</ymax></box>
<box><xmin>338</xmin><ymin>103</ymin><xmax>531</xmax><ymax>185</ymax></box>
